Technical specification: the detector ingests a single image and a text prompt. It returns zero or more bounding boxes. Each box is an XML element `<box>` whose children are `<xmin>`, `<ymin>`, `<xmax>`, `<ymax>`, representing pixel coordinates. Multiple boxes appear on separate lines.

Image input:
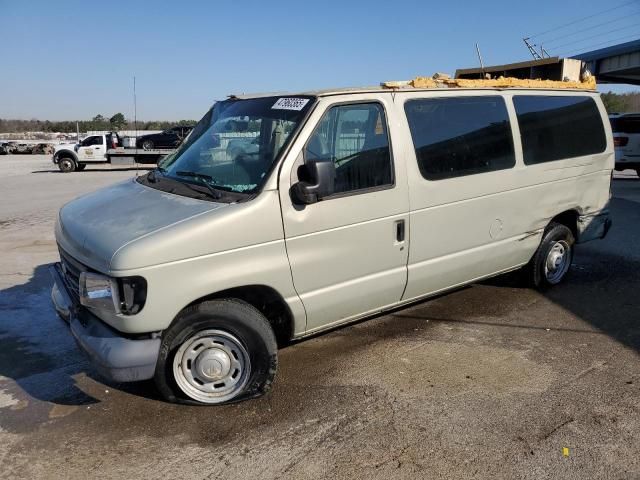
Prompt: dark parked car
<box><xmin>136</xmin><ymin>126</ymin><xmax>194</xmax><ymax>150</ymax></box>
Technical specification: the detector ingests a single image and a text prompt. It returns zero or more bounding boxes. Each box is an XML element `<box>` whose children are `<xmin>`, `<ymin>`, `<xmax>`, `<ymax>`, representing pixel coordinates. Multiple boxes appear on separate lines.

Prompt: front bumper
<box><xmin>50</xmin><ymin>263</ymin><xmax>160</xmax><ymax>382</ymax></box>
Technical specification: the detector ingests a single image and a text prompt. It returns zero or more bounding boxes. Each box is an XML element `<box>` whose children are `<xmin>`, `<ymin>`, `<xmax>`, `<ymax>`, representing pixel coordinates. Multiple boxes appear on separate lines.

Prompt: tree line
<box><xmin>0</xmin><ymin>113</ymin><xmax>197</xmax><ymax>133</ymax></box>
<box><xmin>600</xmin><ymin>91</ymin><xmax>640</xmax><ymax>113</ymax></box>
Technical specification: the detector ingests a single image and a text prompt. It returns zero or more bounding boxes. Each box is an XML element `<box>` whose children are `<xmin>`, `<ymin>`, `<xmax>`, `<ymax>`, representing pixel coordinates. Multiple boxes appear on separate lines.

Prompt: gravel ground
<box><xmin>0</xmin><ymin>155</ymin><xmax>638</xmax><ymax>479</ymax></box>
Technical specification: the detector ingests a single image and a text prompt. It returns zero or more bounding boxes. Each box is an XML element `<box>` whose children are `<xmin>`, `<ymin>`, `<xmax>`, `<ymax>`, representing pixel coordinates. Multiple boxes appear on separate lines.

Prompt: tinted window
<box><xmin>514</xmin><ymin>96</ymin><xmax>606</xmax><ymax>165</ymax></box>
<box><xmin>305</xmin><ymin>103</ymin><xmax>393</xmax><ymax>194</ymax></box>
<box><xmin>404</xmin><ymin>97</ymin><xmax>515</xmax><ymax>180</ymax></box>
<box><xmin>82</xmin><ymin>136</ymin><xmax>103</xmax><ymax>146</ymax></box>
<box><xmin>610</xmin><ymin>116</ymin><xmax>640</xmax><ymax>134</ymax></box>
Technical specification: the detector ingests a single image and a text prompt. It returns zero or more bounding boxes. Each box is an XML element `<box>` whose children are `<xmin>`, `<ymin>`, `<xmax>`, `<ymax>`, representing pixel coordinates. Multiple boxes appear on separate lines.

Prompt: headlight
<box><xmin>79</xmin><ymin>272</ymin><xmax>120</xmax><ymax>313</ymax></box>
<box><xmin>79</xmin><ymin>273</ymin><xmax>147</xmax><ymax>315</ymax></box>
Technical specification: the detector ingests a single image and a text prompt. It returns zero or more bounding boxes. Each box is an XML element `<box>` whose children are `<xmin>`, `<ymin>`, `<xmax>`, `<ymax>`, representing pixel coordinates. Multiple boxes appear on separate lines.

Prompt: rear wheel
<box><xmin>524</xmin><ymin>222</ymin><xmax>575</xmax><ymax>289</ymax></box>
<box><xmin>142</xmin><ymin>139</ymin><xmax>154</xmax><ymax>150</ymax></box>
<box><xmin>155</xmin><ymin>299</ymin><xmax>278</xmax><ymax>405</ymax></box>
<box><xmin>58</xmin><ymin>157</ymin><xmax>76</xmax><ymax>173</ymax></box>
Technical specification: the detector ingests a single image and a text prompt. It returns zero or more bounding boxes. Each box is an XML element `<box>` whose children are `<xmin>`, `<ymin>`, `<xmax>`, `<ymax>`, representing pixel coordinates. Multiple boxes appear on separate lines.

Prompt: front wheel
<box><xmin>524</xmin><ymin>222</ymin><xmax>575</xmax><ymax>289</ymax></box>
<box><xmin>155</xmin><ymin>299</ymin><xmax>278</xmax><ymax>405</ymax></box>
<box><xmin>57</xmin><ymin>157</ymin><xmax>76</xmax><ymax>173</ymax></box>
<box><xmin>142</xmin><ymin>140</ymin><xmax>154</xmax><ymax>150</ymax></box>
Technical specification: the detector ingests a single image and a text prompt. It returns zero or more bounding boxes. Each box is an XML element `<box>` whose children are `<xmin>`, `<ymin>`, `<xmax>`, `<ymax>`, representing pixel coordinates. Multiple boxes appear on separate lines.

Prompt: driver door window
<box><xmin>304</xmin><ymin>103</ymin><xmax>393</xmax><ymax>195</ymax></box>
<box><xmin>82</xmin><ymin>136</ymin><xmax>103</xmax><ymax>147</ymax></box>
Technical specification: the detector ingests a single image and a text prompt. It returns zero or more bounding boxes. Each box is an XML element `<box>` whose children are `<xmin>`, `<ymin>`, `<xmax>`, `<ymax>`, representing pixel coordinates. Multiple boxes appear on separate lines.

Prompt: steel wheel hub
<box><xmin>544</xmin><ymin>240</ymin><xmax>570</xmax><ymax>284</ymax></box>
<box><xmin>195</xmin><ymin>349</ymin><xmax>231</xmax><ymax>380</ymax></box>
<box><xmin>173</xmin><ymin>329</ymin><xmax>250</xmax><ymax>404</ymax></box>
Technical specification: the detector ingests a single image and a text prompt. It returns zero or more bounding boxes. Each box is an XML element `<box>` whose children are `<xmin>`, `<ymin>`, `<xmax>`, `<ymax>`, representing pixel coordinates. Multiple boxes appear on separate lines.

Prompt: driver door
<box><xmin>77</xmin><ymin>135</ymin><xmax>105</xmax><ymax>161</ymax></box>
<box><xmin>279</xmin><ymin>95</ymin><xmax>410</xmax><ymax>333</ymax></box>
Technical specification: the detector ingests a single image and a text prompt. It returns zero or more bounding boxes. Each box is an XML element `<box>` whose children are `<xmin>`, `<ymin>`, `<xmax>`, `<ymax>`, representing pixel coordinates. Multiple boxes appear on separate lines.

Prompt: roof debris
<box><xmin>382</xmin><ymin>74</ymin><xmax>596</xmax><ymax>91</ymax></box>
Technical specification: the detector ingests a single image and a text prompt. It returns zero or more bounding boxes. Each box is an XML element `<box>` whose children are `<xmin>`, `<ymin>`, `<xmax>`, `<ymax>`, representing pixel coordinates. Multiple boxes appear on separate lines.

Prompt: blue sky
<box><xmin>0</xmin><ymin>0</ymin><xmax>638</xmax><ymax>120</ymax></box>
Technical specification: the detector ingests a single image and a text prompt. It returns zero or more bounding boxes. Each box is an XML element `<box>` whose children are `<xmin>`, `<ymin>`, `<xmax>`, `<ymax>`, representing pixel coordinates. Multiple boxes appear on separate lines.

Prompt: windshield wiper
<box><xmin>175</xmin><ymin>171</ymin><xmax>222</xmax><ymax>200</ymax></box>
<box><xmin>175</xmin><ymin>171</ymin><xmax>242</xmax><ymax>193</ymax></box>
<box><xmin>176</xmin><ymin>170</ymin><xmax>213</xmax><ymax>181</ymax></box>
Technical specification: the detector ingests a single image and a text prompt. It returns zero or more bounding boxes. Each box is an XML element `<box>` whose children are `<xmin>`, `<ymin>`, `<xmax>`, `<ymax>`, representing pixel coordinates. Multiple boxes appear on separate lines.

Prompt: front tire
<box><xmin>58</xmin><ymin>157</ymin><xmax>76</xmax><ymax>173</ymax></box>
<box><xmin>142</xmin><ymin>140</ymin><xmax>154</xmax><ymax>150</ymax></box>
<box><xmin>524</xmin><ymin>222</ymin><xmax>575</xmax><ymax>289</ymax></box>
<box><xmin>155</xmin><ymin>299</ymin><xmax>277</xmax><ymax>405</ymax></box>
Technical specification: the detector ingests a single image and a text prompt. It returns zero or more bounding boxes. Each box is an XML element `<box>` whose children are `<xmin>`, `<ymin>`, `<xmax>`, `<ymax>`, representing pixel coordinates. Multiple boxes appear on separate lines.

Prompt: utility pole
<box><xmin>475</xmin><ymin>43</ymin><xmax>486</xmax><ymax>78</ymax></box>
<box><xmin>133</xmin><ymin>76</ymin><xmax>137</xmax><ymax>140</ymax></box>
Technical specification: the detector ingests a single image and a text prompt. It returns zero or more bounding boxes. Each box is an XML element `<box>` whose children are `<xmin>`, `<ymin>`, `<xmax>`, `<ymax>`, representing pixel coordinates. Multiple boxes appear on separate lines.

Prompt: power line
<box><xmin>537</xmin><ymin>10</ymin><xmax>640</xmax><ymax>45</ymax></box>
<box><xmin>560</xmin><ymin>33</ymin><xmax>640</xmax><ymax>57</ymax></box>
<box><xmin>548</xmin><ymin>22</ymin><xmax>640</xmax><ymax>52</ymax></box>
<box><xmin>527</xmin><ymin>0</ymin><xmax>639</xmax><ymax>39</ymax></box>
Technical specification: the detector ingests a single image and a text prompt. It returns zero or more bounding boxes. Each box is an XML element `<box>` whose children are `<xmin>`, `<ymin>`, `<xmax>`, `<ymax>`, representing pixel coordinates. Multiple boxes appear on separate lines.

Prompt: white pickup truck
<box><xmin>52</xmin><ymin>132</ymin><xmax>175</xmax><ymax>172</ymax></box>
<box><xmin>53</xmin><ymin>133</ymin><xmax>121</xmax><ymax>172</ymax></box>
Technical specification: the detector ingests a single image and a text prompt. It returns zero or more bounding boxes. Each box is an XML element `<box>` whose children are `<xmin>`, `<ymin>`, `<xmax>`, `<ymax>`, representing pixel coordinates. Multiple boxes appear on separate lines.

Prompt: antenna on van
<box><xmin>475</xmin><ymin>43</ymin><xmax>486</xmax><ymax>78</ymax></box>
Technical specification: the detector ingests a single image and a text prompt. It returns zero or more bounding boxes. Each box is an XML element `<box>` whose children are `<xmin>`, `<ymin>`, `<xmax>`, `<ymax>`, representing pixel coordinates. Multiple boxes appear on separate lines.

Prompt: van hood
<box><xmin>55</xmin><ymin>178</ymin><xmax>225</xmax><ymax>272</ymax></box>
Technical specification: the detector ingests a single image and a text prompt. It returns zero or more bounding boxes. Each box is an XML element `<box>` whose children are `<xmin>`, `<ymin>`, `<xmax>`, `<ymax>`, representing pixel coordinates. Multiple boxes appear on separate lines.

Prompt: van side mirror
<box><xmin>291</xmin><ymin>158</ymin><xmax>335</xmax><ymax>204</ymax></box>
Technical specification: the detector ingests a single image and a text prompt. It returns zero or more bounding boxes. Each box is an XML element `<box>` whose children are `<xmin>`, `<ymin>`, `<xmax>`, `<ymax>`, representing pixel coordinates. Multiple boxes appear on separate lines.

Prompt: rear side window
<box><xmin>610</xmin><ymin>116</ymin><xmax>640</xmax><ymax>134</ymax></box>
<box><xmin>404</xmin><ymin>96</ymin><xmax>515</xmax><ymax>180</ymax></box>
<box><xmin>304</xmin><ymin>102</ymin><xmax>393</xmax><ymax>195</ymax></box>
<box><xmin>514</xmin><ymin>96</ymin><xmax>606</xmax><ymax>165</ymax></box>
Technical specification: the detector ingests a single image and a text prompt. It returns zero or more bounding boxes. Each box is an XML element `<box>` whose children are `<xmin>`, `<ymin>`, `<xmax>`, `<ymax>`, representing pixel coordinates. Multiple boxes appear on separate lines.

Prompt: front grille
<box><xmin>58</xmin><ymin>247</ymin><xmax>88</xmax><ymax>303</ymax></box>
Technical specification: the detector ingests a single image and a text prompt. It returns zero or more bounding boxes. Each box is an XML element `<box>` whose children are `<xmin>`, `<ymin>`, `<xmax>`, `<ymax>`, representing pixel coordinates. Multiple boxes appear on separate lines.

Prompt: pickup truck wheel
<box><xmin>58</xmin><ymin>157</ymin><xmax>76</xmax><ymax>173</ymax></box>
<box><xmin>524</xmin><ymin>222</ymin><xmax>575</xmax><ymax>289</ymax></box>
<box><xmin>155</xmin><ymin>299</ymin><xmax>277</xmax><ymax>405</ymax></box>
<box><xmin>142</xmin><ymin>140</ymin><xmax>154</xmax><ymax>151</ymax></box>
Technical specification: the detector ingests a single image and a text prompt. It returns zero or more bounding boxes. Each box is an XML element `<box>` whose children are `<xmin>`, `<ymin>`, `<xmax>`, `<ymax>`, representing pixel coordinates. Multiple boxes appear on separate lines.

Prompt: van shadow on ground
<box><xmin>0</xmin><ymin>264</ymin><xmax>99</xmax><ymax>406</ymax></box>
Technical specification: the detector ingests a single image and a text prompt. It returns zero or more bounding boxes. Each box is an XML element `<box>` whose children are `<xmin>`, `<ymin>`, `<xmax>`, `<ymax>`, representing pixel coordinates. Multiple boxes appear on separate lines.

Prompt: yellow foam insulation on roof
<box><xmin>401</xmin><ymin>75</ymin><xmax>596</xmax><ymax>91</ymax></box>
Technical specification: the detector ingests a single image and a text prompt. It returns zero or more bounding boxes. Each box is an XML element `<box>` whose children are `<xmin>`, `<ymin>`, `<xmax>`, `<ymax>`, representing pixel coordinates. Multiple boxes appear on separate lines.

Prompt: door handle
<box><xmin>395</xmin><ymin>219</ymin><xmax>405</xmax><ymax>243</ymax></box>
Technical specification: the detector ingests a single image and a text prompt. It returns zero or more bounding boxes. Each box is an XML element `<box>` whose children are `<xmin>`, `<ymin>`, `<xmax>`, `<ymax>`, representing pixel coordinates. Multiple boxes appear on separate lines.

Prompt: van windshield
<box><xmin>154</xmin><ymin>96</ymin><xmax>314</xmax><ymax>196</ymax></box>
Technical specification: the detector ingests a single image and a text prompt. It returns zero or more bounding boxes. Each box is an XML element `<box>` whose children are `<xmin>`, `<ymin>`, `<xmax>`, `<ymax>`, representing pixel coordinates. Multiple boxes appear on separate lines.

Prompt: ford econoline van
<box><xmin>51</xmin><ymin>83</ymin><xmax>613</xmax><ymax>404</ymax></box>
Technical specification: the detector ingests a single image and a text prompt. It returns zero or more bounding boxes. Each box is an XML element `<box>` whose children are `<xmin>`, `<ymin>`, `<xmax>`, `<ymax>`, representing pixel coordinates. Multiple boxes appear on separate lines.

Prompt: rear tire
<box><xmin>142</xmin><ymin>140</ymin><xmax>154</xmax><ymax>151</ymax></box>
<box><xmin>58</xmin><ymin>157</ymin><xmax>76</xmax><ymax>173</ymax></box>
<box><xmin>154</xmin><ymin>299</ymin><xmax>278</xmax><ymax>405</ymax></box>
<box><xmin>524</xmin><ymin>222</ymin><xmax>575</xmax><ymax>290</ymax></box>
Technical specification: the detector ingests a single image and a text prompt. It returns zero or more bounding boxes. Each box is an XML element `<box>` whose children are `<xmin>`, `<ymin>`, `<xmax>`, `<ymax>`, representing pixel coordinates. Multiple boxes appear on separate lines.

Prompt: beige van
<box><xmin>51</xmin><ymin>83</ymin><xmax>613</xmax><ymax>404</ymax></box>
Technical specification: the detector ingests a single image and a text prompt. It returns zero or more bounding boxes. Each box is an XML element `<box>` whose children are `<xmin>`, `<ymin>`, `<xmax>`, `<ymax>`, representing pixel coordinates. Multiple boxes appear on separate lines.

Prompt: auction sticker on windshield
<box><xmin>272</xmin><ymin>98</ymin><xmax>309</xmax><ymax>111</ymax></box>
